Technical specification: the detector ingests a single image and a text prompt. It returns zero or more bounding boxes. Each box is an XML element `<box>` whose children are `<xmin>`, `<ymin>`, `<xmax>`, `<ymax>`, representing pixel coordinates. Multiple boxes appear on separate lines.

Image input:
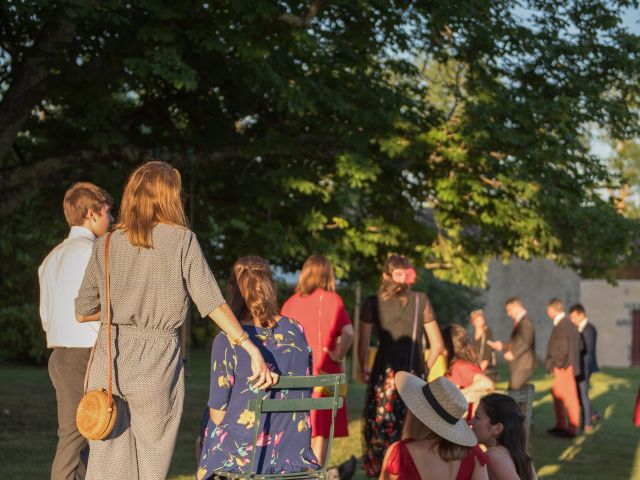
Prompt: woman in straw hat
<box><xmin>471</xmin><ymin>394</ymin><xmax>537</xmax><ymax>480</ymax></box>
<box><xmin>379</xmin><ymin>373</ymin><xmax>489</xmax><ymax>480</ymax></box>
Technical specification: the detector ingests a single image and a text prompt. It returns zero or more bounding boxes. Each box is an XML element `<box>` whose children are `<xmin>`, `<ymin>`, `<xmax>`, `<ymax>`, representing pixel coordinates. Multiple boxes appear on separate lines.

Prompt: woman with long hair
<box><xmin>380</xmin><ymin>373</ymin><xmax>489</xmax><ymax>480</ymax></box>
<box><xmin>75</xmin><ymin>161</ymin><xmax>275</xmax><ymax>479</ymax></box>
<box><xmin>471</xmin><ymin>394</ymin><xmax>537</xmax><ymax>480</ymax></box>
<box><xmin>197</xmin><ymin>256</ymin><xmax>319</xmax><ymax>478</ymax></box>
<box><xmin>442</xmin><ymin>324</ymin><xmax>495</xmax><ymax>411</ymax></box>
<box><xmin>358</xmin><ymin>254</ymin><xmax>444</xmax><ymax>477</ymax></box>
<box><xmin>281</xmin><ymin>255</ymin><xmax>354</xmax><ymax>464</ymax></box>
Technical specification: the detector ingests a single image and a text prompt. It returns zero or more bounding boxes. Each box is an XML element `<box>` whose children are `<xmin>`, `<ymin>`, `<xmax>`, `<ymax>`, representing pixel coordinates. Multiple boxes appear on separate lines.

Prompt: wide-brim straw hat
<box><xmin>396</xmin><ymin>372</ymin><xmax>477</xmax><ymax>447</ymax></box>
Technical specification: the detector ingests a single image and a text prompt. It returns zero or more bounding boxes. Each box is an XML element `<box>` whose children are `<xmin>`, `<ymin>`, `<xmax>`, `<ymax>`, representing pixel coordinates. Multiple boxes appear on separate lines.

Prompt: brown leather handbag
<box><xmin>76</xmin><ymin>231</ymin><xmax>117</xmax><ymax>440</ymax></box>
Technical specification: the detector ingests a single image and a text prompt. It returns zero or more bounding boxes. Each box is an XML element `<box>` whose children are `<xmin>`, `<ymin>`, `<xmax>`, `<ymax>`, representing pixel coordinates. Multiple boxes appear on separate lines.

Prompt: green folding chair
<box><xmin>211</xmin><ymin>373</ymin><xmax>346</xmax><ymax>480</ymax></box>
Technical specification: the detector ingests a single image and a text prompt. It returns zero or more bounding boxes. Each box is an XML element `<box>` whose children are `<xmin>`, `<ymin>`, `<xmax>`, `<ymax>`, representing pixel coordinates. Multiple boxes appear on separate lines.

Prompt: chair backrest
<box><xmin>244</xmin><ymin>373</ymin><xmax>346</xmax><ymax>479</ymax></box>
<box><xmin>496</xmin><ymin>383</ymin><xmax>535</xmax><ymax>438</ymax></box>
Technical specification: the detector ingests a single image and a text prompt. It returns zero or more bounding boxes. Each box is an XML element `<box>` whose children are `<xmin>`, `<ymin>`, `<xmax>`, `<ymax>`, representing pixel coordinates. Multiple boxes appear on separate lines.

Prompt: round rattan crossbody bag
<box><xmin>76</xmin><ymin>231</ymin><xmax>117</xmax><ymax>440</ymax></box>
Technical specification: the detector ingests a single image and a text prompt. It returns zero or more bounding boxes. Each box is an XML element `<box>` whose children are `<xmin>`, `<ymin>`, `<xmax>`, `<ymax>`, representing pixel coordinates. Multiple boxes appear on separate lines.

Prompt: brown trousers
<box><xmin>48</xmin><ymin>347</ymin><xmax>91</xmax><ymax>480</ymax></box>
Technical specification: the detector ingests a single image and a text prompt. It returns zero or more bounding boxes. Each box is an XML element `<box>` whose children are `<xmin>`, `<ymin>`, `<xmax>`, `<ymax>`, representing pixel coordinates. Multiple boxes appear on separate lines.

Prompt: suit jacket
<box><xmin>545</xmin><ymin>317</ymin><xmax>583</xmax><ymax>376</ymax></box>
<box><xmin>507</xmin><ymin>315</ymin><xmax>536</xmax><ymax>375</ymax></box>
<box><xmin>581</xmin><ymin>322</ymin><xmax>599</xmax><ymax>376</ymax></box>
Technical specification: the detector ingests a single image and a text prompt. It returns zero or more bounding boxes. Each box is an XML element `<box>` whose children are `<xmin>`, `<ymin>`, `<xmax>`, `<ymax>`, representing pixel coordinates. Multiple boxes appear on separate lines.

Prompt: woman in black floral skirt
<box><xmin>357</xmin><ymin>254</ymin><xmax>444</xmax><ymax>477</ymax></box>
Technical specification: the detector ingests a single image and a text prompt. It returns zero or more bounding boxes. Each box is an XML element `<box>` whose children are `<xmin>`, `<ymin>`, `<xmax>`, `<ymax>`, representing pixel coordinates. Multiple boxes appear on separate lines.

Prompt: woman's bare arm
<box><xmin>378</xmin><ymin>445</ymin><xmax>399</xmax><ymax>480</ymax></box>
<box><xmin>324</xmin><ymin>324</ymin><xmax>355</xmax><ymax>362</ymax></box>
<box><xmin>76</xmin><ymin>311</ymin><xmax>101</xmax><ymax>323</ymax></box>
<box><xmin>358</xmin><ymin>322</ymin><xmax>373</xmax><ymax>382</ymax></box>
<box><xmin>424</xmin><ymin>321</ymin><xmax>444</xmax><ymax>369</ymax></box>
<box><xmin>208</xmin><ymin>304</ymin><xmax>277</xmax><ymax>389</ymax></box>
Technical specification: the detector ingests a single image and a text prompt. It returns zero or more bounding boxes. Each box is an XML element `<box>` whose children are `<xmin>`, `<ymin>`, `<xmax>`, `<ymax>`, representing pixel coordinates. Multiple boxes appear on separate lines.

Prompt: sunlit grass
<box><xmin>1</xmin><ymin>351</ymin><xmax>638</xmax><ymax>479</ymax></box>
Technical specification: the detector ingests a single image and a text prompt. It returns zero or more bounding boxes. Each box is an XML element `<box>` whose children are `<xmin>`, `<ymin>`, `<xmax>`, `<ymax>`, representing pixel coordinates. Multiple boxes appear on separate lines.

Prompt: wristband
<box><xmin>233</xmin><ymin>331</ymin><xmax>249</xmax><ymax>346</ymax></box>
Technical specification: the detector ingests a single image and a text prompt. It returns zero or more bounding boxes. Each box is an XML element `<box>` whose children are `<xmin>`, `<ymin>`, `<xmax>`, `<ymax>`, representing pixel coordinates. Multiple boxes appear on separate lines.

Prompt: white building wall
<box><xmin>481</xmin><ymin>258</ymin><xmax>581</xmax><ymax>362</ymax></box>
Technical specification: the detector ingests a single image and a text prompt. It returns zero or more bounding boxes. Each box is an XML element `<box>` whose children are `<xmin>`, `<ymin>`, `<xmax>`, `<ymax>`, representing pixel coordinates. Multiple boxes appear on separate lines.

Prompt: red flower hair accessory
<box><xmin>404</xmin><ymin>268</ymin><xmax>417</xmax><ymax>285</ymax></box>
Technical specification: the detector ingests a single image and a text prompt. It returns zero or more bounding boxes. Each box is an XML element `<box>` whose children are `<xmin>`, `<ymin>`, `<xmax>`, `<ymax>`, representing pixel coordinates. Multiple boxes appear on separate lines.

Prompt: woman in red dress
<box><xmin>443</xmin><ymin>325</ymin><xmax>495</xmax><ymax>415</ymax></box>
<box><xmin>380</xmin><ymin>373</ymin><xmax>489</xmax><ymax>480</ymax></box>
<box><xmin>281</xmin><ymin>255</ymin><xmax>354</xmax><ymax>464</ymax></box>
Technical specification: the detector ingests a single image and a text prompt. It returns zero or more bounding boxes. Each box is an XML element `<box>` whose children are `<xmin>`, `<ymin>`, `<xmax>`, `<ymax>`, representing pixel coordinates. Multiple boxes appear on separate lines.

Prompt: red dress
<box><xmin>281</xmin><ymin>289</ymin><xmax>351</xmax><ymax>437</ymax></box>
<box><xmin>383</xmin><ymin>439</ymin><xmax>489</xmax><ymax>479</ymax></box>
<box><xmin>447</xmin><ymin>360</ymin><xmax>483</xmax><ymax>389</ymax></box>
<box><xmin>634</xmin><ymin>386</ymin><xmax>640</xmax><ymax>427</ymax></box>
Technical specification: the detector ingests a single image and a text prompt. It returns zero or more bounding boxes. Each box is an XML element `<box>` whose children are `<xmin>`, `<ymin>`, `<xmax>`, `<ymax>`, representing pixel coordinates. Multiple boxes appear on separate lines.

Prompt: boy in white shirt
<box><xmin>39</xmin><ymin>182</ymin><xmax>113</xmax><ymax>480</ymax></box>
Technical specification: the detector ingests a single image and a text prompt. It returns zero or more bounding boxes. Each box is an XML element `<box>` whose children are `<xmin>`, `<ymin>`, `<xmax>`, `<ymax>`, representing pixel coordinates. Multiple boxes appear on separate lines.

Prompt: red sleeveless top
<box><xmin>383</xmin><ymin>439</ymin><xmax>489</xmax><ymax>480</ymax></box>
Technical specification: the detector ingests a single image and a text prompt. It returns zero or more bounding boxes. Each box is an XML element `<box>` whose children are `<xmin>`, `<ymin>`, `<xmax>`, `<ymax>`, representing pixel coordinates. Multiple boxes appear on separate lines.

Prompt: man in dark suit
<box><xmin>569</xmin><ymin>303</ymin><xmax>600</xmax><ymax>432</ymax></box>
<box><xmin>487</xmin><ymin>297</ymin><xmax>536</xmax><ymax>390</ymax></box>
<box><xmin>545</xmin><ymin>298</ymin><xmax>583</xmax><ymax>437</ymax></box>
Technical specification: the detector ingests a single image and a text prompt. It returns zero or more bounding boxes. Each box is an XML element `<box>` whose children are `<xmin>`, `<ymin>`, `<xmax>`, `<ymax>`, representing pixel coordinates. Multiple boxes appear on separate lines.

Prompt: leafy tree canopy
<box><xmin>2</xmin><ymin>0</ymin><xmax>640</xmax><ymax>317</ymax></box>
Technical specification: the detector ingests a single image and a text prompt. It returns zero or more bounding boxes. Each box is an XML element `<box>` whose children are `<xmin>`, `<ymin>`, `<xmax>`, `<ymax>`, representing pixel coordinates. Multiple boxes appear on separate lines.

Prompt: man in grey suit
<box><xmin>488</xmin><ymin>297</ymin><xmax>536</xmax><ymax>390</ymax></box>
<box><xmin>569</xmin><ymin>303</ymin><xmax>600</xmax><ymax>432</ymax></box>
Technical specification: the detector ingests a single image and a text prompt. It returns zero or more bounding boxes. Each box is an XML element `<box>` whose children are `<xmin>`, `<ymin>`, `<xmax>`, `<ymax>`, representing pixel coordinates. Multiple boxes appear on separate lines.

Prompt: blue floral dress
<box><xmin>197</xmin><ymin>317</ymin><xmax>320</xmax><ymax>479</ymax></box>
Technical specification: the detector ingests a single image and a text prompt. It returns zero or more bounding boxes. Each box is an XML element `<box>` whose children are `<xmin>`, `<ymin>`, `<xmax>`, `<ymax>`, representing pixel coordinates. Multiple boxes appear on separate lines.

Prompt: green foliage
<box><xmin>414</xmin><ymin>270</ymin><xmax>480</xmax><ymax>326</ymax></box>
<box><xmin>2</xmin><ymin>1</ymin><xmax>640</xmax><ymax>362</ymax></box>
<box><xmin>0</xmin><ymin>304</ymin><xmax>49</xmax><ymax>364</ymax></box>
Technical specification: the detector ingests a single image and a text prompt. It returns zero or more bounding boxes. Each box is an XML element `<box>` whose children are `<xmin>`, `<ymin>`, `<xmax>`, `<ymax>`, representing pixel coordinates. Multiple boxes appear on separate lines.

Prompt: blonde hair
<box><xmin>227</xmin><ymin>256</ymin><xmax>279</xmax><ymax>328</ymax></box>
<box><xmin>63</xmin><ymin>182</ymin><xmax>113</xmax><ymax>227</ymax></box>
<box><xmin>115</xmin><ymin>161</ymin><xmax>187</xmax><ymax>248</ymax></box>
<box><xmin>378</xmin><ymin>254</ymin><xmax>412</xmax><ymax>302</ymax></box>
<box><xmin>295</xmin><ymin>255</ymin><xmax>336</xmax><ymax>296</ymax></box>
<box><xmin>402</xmin><ymin>410</ymin><xmax>469</xmax><ymax>462</ymax></box>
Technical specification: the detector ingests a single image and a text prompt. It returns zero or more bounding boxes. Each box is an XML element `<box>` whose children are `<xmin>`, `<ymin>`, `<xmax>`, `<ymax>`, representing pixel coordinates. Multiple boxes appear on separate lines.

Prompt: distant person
<box><xmin>38</xmin><ymin>181</ymin><xmax>113</xmax><ymax>480</ymax></box>
<box><xmin>281</xmin><ymin>255</ymin><xmax>354</xmax><ymax>464</ymax></box>
<box><xmin>469</xmin><ymin>310</ymin><xmax>497</xmax><ymax>378</ymax></box>
<box><xmin>358</xmin><ymin>254</ymin><xmax>444</xmax><ymax>477</ymax></box>
<box><xmin>472</xmin><ymin>394</ymin><xmax>537</xmax><ymax>480</ymax></box>
<box><xmin>380</xmin><ymin>373</ymin><xmax>489</xmax><ymax>480</ymax></box>
<box><xmin>197</xmin><ymin>256</ymin><xmax>319</xmax><ymax>478</ymax></box>
<box><xmin>569</xmin><ymin>304</ymin><xmax>600</xmax><ymax>431</ymax></box>
<box><xmin>442</xmin><ymin>325</ymin><xmax>495</xmax><ymax>412</ymax></box>
<box><xmin>487</xmin><ymin>297</ymin><xmax>536</xmax><ymax>390</ymax></box>
<box><xmin>544</xmin><ymin>298</ymin><xmax>582</xmax><ymax>437</ymax></box>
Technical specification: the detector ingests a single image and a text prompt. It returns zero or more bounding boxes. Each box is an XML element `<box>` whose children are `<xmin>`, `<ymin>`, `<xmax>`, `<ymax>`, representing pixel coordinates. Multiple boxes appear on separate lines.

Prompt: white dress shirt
<box><xmin>578</xmin><ymin>318</ymin><xmax>588</xmax><ymax>333</ymax></box>
<box><xmin>515</xmin><ymin>309</ymin><xmax>527</xmax><ymax>324</ymax></box>
<box><xmin>553</xmin><ymin>312</ymin><xmax>566</xmax><ymax>327</ymax></box>
<box><xmin>38</xmin><ymin>226</ymin><xmax>100</xmax><ymax>348</ymax></box>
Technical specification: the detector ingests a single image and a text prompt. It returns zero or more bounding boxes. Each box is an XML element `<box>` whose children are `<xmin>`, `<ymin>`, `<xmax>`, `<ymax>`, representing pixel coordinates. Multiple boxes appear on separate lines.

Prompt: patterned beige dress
<box><xmin>75</xmin><ymin>224</ymin><xmax>225</xmax><ymax>480</ymax></box>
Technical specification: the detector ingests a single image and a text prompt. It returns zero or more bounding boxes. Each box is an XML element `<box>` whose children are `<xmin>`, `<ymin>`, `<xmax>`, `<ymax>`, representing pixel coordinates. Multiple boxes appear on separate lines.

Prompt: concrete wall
<box><xmin>580</xmin><ymin>280</ymin><xmax>640</xmax><ymax>368</ymax></box>
<box><xmin>481</xmin><ymin>258</ymin><xmax>581</xmax><ymax>362</ymax></box>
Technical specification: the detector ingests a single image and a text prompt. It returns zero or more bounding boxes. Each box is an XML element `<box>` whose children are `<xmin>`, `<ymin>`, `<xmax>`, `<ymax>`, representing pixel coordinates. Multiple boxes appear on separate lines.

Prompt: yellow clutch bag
<box><xmin>314</xmin><ymin>369</ymin><xmax>348</xmax><ymax>397</ymax></box>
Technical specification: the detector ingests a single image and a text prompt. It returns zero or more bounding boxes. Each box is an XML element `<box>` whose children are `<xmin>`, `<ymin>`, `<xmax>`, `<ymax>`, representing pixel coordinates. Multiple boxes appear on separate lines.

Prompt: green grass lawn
<box><xmin>1</xmin><ymin>350</ymin><xmax>639</xmax><ymax>479</ymax></box>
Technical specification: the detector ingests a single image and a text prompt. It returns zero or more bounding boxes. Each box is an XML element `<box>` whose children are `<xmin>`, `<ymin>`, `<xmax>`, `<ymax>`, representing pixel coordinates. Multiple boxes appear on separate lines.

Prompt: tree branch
<box><xmin>0</xmin><ymin>146</ymin><xmax>249</xmax><ymax>218</ymax></box>
<box><xmin>279</xmin><ymin>0</ymin><xmax>326</xmax><ymax>27</ymax></box>
<box><xmin>0</xmin><ymin>16</ymin><xmax>76</xmax><ymax>162</ymax></box>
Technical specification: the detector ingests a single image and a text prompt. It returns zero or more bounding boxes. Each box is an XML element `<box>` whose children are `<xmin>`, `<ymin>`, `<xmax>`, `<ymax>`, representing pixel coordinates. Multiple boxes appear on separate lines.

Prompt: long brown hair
<box><xmin>402</xmin><ymin>410</ymin><xmax>468</xmax><ymax>462</ymax></box>
<box><xmin>442</xmin><ymin>324</ymin><xmax>479</xmax><ymax>367</ymax></box>
<box><xmin>227</xmin><ymin>256</ymin><xmax>278</xmax><ymax>328</ymax></box>
<box><xmin>480</xmin><ymin>394</ymin><xmax>534</xmax><ymax>480</ymax></box>
<box><xmin>378</xmin><ymin>254</ymin><xmax>412</xmax><ymax>301</ymax></box>
<box><xmin>295</xmin><ymin>255</ymin><xmax>336</xmax><ymax>296</ymax></box>
<box><xmin>116</xmin><ymin>161</ymin><xmax>187</xmax><ymax>248</ymax></box>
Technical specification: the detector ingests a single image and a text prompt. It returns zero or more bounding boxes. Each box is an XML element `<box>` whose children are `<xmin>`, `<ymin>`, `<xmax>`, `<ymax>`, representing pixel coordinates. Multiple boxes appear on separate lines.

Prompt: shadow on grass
<box><xmin>532</xmin><ymin>369</ymin><xmax>639</xmax><ymax>480</ymax></box>
<box><xmin>1</xmin><ymin>353</ymin><xmax>637</xmax><ymax>480</ymax></box>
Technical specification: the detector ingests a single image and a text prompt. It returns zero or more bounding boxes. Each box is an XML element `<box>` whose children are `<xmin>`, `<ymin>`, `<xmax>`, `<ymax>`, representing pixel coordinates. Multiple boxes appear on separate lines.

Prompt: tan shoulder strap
<box><xmin>83</xmin><ymin>231</ymin><xmax>114</xmax><ymax>408</ymax></box>
<box><xmin>105</xmin><ymin>232</ymin><xmax>113</xmax><ymax>407</ymax></box>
